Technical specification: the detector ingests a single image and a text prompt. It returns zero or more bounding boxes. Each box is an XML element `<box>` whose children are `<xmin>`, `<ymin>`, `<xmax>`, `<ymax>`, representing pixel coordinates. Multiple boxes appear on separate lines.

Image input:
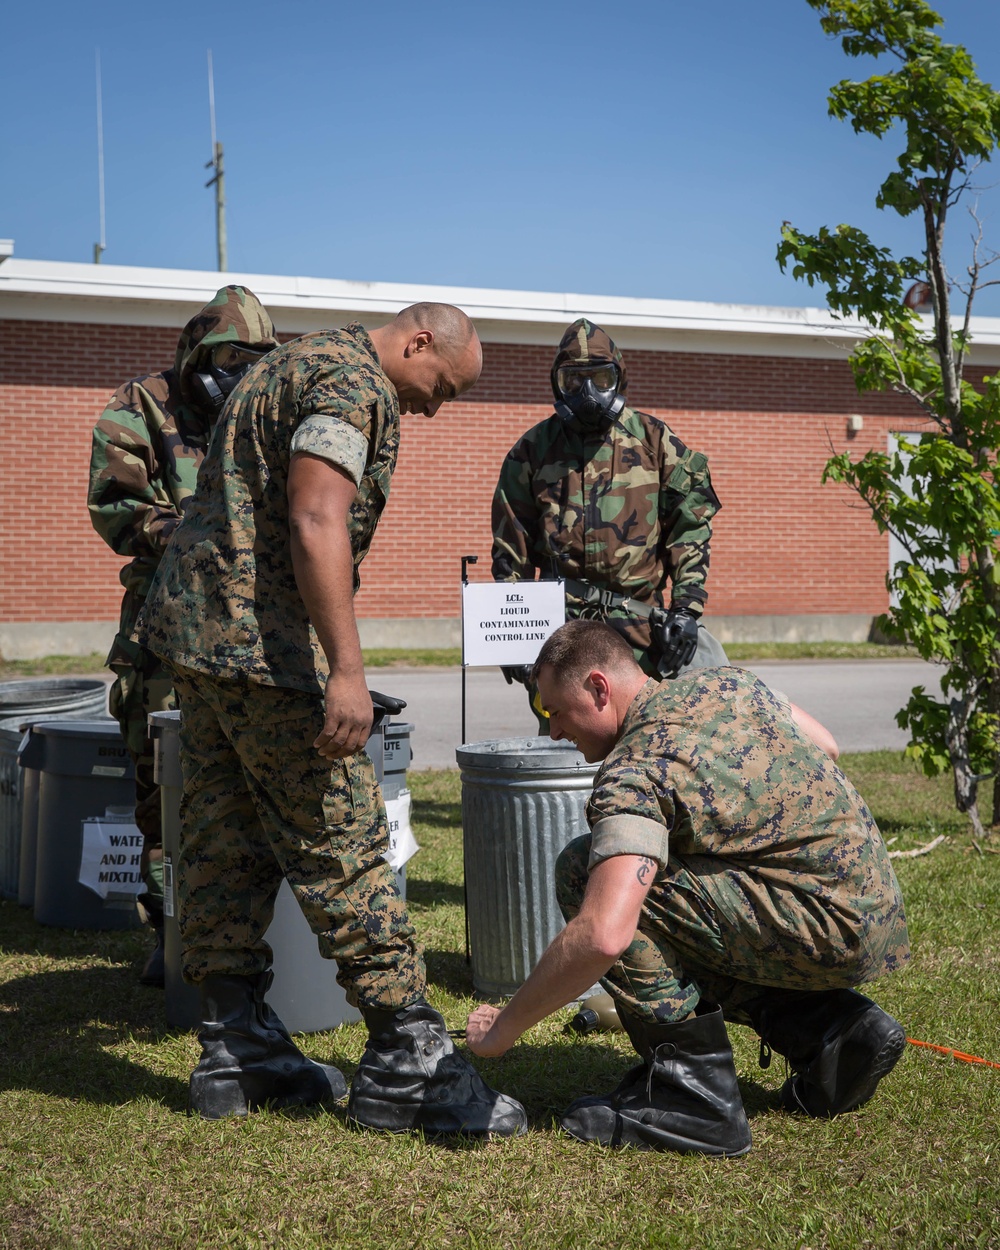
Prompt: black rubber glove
<box><xmin>501</xmin><ymin>665</ymin><xmax>532</xmax><ymax>687</ymax></box>
<box><xmin>654</xmin><ymin>608</ymin><xmax>700</xmax><ymax>678</ymax></box>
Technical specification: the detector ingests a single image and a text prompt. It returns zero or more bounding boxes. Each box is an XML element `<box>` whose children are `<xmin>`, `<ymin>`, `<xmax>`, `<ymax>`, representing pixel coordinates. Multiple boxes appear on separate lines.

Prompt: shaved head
<box><xmin>368</xmin><ymin>302</ymin><xmax>482</xmax><ymax>418</ymax></box>
<box><xmin>394</xmin><ymin>302</ymin><xmax>478</xmax><ymax>359</ymax></box>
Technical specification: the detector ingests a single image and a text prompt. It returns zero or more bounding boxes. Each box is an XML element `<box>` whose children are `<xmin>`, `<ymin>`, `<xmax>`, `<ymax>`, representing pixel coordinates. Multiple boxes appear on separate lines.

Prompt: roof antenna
<box><xmin>93</xmin><ymin>49</ymin><xmax>106</xmax><ymax>264</ymax></box>
<box><xmin>205</xmin><ymin>50</ymin><xmax>228</xmax><ymax>272</ymax></box>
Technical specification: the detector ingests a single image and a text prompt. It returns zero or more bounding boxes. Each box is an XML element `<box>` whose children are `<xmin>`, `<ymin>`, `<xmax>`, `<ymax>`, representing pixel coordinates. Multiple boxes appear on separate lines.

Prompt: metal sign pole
<box><xmin>460</xmin><ymin>555</ymin><xmax>478</xmax><ymax>965</ymax></box>
<box><xmin>460</xmin><ymin>555</ymin><xmax>477</xmax><ymax>746</ymax></box>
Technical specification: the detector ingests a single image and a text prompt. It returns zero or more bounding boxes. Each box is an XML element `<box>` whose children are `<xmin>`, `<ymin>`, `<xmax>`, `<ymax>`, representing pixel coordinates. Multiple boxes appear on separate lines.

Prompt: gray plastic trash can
<box><xmin>31</xmin><ymin>720</ymin><xmax>141</xmax><ymax>930</ymax></box>
<box><xmin>0</xmin><ymin>717</ymin><xmax>29</xmax><ymax>899</ymax></box>
<box><xmin>151</xmin><ymin>710</ymin><xmax>404</xmax><ymax>1034</ymax></box>
<box><xmin>0</xmin><ymin>677</ymin><xmax>109</xmax><ymax>720</ymax></box>
<box><xmin>11</xmin><ymin>705</ymin><xmax>113</xmax><ymax>907</ymax></box>
<box><xmin>383</xmin><ymin>721</ymin><xmax>414</xmax><ymax>801</ymax></box>
<box><xmin>17</xmin><ymin>730</ymin><xmax>42</xmax><ymax>908</ymax></box>
<box><xmin>458</xmin><ymin>735</ymin><xmax>597</xmax><ymax>998</ymax></box>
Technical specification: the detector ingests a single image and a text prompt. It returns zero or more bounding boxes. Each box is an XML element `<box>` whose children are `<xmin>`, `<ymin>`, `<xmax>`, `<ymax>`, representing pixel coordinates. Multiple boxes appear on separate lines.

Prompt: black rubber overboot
<box><xmin>746</xmin><ymin>987</ymin><xmax>906</xmax><ymax>1117</ymax></box>
<box><xmin>139</xmin><ymin>924</ymin><xmax>166</xmax><ymax>987</ymax></box>
<box><xmin>559</xmin><ymin>1003</ymin><xmax>752</xmax><ymax>1156</ymax></box>
<box><xmin>347</xmin><ymin>1000</ymin><xmax>527</xmax><ymax>1138</ymax></box>
<box><xmin>188</xmin><ymin>972</ymin><xmax>347</xmax><ymax>1120</ymax></box>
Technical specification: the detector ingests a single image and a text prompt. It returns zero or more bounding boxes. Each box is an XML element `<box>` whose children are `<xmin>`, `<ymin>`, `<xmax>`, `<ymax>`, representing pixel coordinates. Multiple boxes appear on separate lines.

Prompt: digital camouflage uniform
<box><xmin>136</xmin><ymin>323</ymin><xmax>424</xmax><ymax>1007</ymax></box>
<box><xmin>555</xmin><ymin>667</ymin><xmax>910</xmax><ymax>1026</ymax></box>
<box><xmin>88</xmin><ymin>286</ymin><xmax>278</xmax><ymax>918</ymax></box>
<box><xmin>492</xmin><ymin>319</ymin><xmax>723</xmax><ymax>678</ymax></box>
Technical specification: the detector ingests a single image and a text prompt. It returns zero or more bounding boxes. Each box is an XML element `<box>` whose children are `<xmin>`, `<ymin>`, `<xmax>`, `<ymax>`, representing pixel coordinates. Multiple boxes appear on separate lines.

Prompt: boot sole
<box><xmin>345</xmin><ymin>1114</ymin><xmax>526</xmax><ymax>1140</ymax></box>
<box><xmin>560</xmin><ymin>1113</ymin><xmax>752</xmax><ymax>1157</ymax></box>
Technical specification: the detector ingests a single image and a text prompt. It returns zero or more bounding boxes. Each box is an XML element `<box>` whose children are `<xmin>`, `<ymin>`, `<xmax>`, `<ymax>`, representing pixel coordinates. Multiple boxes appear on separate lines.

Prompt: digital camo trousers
<box><xmin>169</xmin><ymin>666</ymin><xmax>425</xmax><ymax>1010</ymax></box>
<box><xmin>555</xmin><ymin>835</ymin><xmax>909</xmax><ymax>1028</ymax></box>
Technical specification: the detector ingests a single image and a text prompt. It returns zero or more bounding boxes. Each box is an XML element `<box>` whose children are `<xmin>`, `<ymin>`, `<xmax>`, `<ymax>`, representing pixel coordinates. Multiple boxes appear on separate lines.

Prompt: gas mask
<box><xmin>552</xmin><ymin>362</ymin><xmax>625</xmax><ymax>429</ymax></box>
<box><xmin>190</xmin><ymin>343</ymin><xmax>270</xmax><ymax>416</ymax></box>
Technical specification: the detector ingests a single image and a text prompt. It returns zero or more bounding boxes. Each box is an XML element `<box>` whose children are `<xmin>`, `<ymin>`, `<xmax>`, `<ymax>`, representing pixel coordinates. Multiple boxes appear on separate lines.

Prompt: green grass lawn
<box><xmin>0</xmin><ymin>753</ymin><xmax>996</xmax><ymax>1249</ymax></box>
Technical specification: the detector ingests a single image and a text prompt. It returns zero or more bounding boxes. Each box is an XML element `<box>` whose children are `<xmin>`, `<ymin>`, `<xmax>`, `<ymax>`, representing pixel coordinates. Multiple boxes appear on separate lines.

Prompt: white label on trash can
<box><xmin>92</xmin><ymin>765</ymin><xmax>127</xmax><ymax>777</ymax></box>
<box><xmin>385</xmin><ymin>790</ymin><xmax>418</xmax><ymax>871</ymax></box>
<box><xmin>79</xmin><ymin>812</ymin><xmax>144</xmax><ymax>901</ymax></box>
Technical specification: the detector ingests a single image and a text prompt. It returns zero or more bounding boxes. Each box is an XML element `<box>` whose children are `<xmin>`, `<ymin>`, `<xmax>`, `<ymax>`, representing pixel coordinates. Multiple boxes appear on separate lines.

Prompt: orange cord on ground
<box><xmin>908</xmin><ymin>1038</ymin><xmax>1000</xmax><ymax>1070</ymax></box>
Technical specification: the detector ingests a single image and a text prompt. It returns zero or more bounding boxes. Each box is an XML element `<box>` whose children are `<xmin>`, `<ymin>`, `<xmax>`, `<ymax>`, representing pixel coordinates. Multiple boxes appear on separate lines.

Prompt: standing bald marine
<box><xmin>138</xmin><ymin>304</ymin><xmax>526</xmax><ymax>1136</ymax></box>
<box><xmin>89</xmin><ymin>285</ymin><xmax>278</xmax><ymax>985</ymax></box>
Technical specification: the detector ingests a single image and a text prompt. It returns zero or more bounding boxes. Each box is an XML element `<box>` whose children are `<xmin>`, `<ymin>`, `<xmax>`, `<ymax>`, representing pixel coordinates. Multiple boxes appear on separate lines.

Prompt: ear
<box><xmin>585</xmin><ymin>670</ymin><xmax>613</xmax><ymax>709</ymax></box>
<box><xmin>403</xmin><ymin>329</ymin><xmax>434</xmax><ymax>357</ymax></box>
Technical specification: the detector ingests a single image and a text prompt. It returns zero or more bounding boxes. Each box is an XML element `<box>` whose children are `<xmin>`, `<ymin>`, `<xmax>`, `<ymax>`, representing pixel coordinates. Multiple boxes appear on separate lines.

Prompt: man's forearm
<box><xmin>486</xmin><ymin>915</ymin><xmax>617</xmax><ymax>1050</ymax></box>
<box><xmin>289</xmin><ymin>513</ymin><xmax>363</xmax><ymax>675</ymax></box>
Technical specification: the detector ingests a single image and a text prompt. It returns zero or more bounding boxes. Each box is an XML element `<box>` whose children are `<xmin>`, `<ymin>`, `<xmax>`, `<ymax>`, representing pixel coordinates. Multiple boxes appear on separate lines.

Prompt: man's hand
<box><xmin>654</xmin><ymin>607</ymin><xmax>699</xmax><ymax>677</ymax></box>
<box><xmin>501</xmin><ymin>665</ymin><xmax>532</xmax><ymax>687</ymax></box>
<box><xmin>466</xmin><ymin>1004</ymin><xmax>512</xmax><ymax>1057</ymax></box>
<box><xmin>314</xmin><ymin>669</ymin><xmax>373</xmax><ymax>759</ymax></box>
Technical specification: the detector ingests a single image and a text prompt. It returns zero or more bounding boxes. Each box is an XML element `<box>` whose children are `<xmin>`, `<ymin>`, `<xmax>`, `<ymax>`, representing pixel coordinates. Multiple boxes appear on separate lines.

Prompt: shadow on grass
<box><xmin>405</xmin><ymin>878</ymin><xmax>465</xmax><ymax>909</ymax></box>
<box><xmin>422</xmin><ymin>946</ymin><xmax>476</xmax><ymax>997</ymax></box>
<box><xmin>0</xmin><ymin>963</ymin><xmax>188</xmax><ymax>1110</ymax></box>
<box><xmin>411</xmin><ymin>801</ymin><xmax>462</xmax><ymax>831</ymax></box>
<box><xmin>0</xmin><ymin>900</ymin><xmax>151</xmax><ymax>960</ymax></box>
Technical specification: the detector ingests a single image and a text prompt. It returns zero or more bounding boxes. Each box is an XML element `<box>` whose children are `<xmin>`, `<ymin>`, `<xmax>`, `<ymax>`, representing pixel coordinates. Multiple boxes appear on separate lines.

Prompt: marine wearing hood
<box><xmin>550</xmin><ymin>317</ymin><xmax>628</xmax><ymax>429</ymax></box>
<box><xmin>89</xmin><ymin>285</ymin><xmax>278</xmax><ymax>609</ymax></box>
<box><xmin>174</xmin><ymin>284</ymin><xmax>278</xmax><ymax>421</ymax></box>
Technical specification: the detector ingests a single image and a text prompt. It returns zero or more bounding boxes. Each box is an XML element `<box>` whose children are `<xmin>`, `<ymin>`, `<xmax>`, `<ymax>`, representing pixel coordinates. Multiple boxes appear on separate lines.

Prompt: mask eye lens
<box><xmin>213</xmin><ymin>344</ymin><xmax>265</xmax><ymax>372</ymax></box>
<box><xmin>556</xmin><ymin>368</ymin><xmax>584</xmax><ymax>395</ymax></box>
<box><xmin>557</xmin><ymin>365</ymin><xmax>618</xmax><ymax>395</ymax></box>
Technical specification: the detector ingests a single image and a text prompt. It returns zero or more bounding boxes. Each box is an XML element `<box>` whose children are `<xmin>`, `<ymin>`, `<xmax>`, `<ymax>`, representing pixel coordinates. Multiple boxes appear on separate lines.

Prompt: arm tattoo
<box><xmin>636</xmin><ymin>857</ymin><xmax>655</xmax><ymax>885</ymax></box>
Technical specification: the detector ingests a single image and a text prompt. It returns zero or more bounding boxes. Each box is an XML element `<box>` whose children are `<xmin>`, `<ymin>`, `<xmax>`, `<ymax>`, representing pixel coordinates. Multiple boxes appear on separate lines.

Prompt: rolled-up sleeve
<box><xmin>586</xmin><ymin>759</ymin><xmax>673</xmax><ymax>869</ymax></box>
<box><xmin>589</xmin><ymin>813</ymin><xmax>669</xmax><ymax>869</ymax></box>
<box><xmin>290</xmin><ymin>414</ymin><xmax>369</xmax><ymax>486</ymax></box>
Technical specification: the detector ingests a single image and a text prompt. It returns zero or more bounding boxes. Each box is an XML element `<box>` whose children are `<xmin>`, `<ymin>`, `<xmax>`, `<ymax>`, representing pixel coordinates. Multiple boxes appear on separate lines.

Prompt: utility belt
<box><xmin>562</xmin><ymin>577</ymin><xmax>666</xmax><ymax>626</ymax></box>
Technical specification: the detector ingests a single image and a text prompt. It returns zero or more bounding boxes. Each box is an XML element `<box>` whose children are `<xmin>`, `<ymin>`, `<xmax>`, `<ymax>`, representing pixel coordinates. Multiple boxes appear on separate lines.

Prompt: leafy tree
<box><xmin>777</xmin><ymin>0</ymin><xmax>1000</xmax><ymax>836</ymax></box>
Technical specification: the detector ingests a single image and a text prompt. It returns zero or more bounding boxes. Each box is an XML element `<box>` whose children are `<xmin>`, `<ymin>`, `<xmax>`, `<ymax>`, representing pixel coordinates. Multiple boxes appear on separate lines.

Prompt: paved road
<box><xmin>371</xmin><ymin>660</ymin><xmax>942</xmax><ymax>771</ymax></box>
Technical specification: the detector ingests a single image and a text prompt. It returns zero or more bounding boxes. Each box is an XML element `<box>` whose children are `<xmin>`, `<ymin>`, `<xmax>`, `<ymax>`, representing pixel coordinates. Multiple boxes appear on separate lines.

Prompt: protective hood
<box><xmin>175</xmin><ymin>285</ymin><xmax>278</xmax><ymax>411</ymax></box>
<box><xmin>551</xmin><ymin>318</ymin><xmax>628</xmax><ymax>394</ymax></box>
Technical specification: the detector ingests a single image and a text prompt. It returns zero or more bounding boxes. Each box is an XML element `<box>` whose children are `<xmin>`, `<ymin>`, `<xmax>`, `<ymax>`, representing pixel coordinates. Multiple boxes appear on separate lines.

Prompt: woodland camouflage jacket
<box><xmin>88</xmin><ymin>286</ymin><xmax>277</xmax><ymax>664</ymax></box>
<box><xmin>491</xmin><ymin>398</ymin><xmax>720</xmax><ymax>615</ymax></box>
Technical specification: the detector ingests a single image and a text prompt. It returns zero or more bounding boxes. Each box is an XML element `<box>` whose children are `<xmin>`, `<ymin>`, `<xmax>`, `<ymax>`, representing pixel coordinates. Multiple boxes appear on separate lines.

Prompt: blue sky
<box><xmin>4</xmin><ymin>0</ymin><xmax>1000</xmax><ymax>312</ymax></box>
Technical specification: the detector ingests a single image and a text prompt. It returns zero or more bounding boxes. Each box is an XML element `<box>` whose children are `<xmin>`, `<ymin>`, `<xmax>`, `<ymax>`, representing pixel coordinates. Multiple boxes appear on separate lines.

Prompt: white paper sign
<box><xmin>384</xmin><ymin>790</ymin><xmax>419</xmax><ymax>870</ymax></box>
<box><xmin>78</xmin><ymin>810</ymin><xmax>144</xmax><ymax>901</ymax></box>
<box><xmin>462</xmin><ymin>581</ymin><xmax>566</xmax><ymax>667</ymax></box>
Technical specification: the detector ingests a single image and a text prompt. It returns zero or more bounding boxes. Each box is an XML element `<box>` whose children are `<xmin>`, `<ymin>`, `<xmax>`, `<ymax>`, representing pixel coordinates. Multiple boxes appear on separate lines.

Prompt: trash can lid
<box><xmin>0</xmin><ymin>677</ymin><xmax>106</xmax><ymax>703</ymax></box>
<box><xmin>455</xmin><ymin>735</ymin><xmax>591</xmax><ymax>771</ymax></box>
<box><xmin>30</xmin><ymin>719</ymin><xmax>125</xmax><ymax>739</ymax></box>
<box><xmin>148</xmin><ymin>710</ymin><xmax>181</xmax><ymax>728</ymax></box>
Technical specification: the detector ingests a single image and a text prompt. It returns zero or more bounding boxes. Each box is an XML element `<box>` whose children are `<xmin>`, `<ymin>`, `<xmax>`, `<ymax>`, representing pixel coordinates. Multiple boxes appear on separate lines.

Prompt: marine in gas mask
<box><xmin>492</xmin><ymin>317</ymin><xmax>727</xmax><ymax>708</ymax></box>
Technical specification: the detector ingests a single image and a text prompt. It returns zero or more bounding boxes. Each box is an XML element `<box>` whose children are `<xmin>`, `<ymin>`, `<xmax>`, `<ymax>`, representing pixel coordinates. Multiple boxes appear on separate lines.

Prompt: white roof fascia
<box><xmin>3</xmin><ymin>257</ymin><xmax>1000</xmax><ymax>364</ymax></box>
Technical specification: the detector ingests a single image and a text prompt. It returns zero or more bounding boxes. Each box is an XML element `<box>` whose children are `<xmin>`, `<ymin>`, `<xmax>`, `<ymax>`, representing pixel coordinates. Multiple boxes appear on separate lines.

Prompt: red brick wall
<box><xmin>0</xmin><ymin>317</ymin><xmax>937</xmax><ymax>629</ymax></box>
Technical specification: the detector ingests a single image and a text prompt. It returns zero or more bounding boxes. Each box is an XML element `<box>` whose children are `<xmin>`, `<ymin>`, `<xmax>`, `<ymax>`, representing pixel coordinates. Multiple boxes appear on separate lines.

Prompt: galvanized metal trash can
<box><xmin>0</xmin><ymin>677</ymin><xmax>109</xmax><ymax>721</ymax></box>
<box><xmin>31</xmin><ymin>720</ymin><xmax>142</xmax><ymax>930</ymax></box>
<box><xmin>151</xmin><ymin>710</ymin><xmax>404</xmax><ymax>1034</ymax></box>
<box><xmin>458</xmin><ymin>736</ymin><xmax>597</xmax><ymax>998</ymax></box>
